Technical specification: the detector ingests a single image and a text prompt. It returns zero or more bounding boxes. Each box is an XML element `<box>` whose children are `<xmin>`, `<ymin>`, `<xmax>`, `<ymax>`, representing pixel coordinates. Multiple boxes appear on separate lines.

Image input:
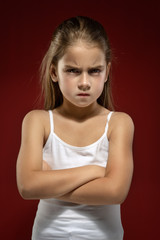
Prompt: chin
<box><xmin>74</xmin><ymin>102</ymin><xmax>96</xmax><ymax>108</ymax></box>
<box><xmin>63</xmin><ymin>96</ymin><xmax>97</xmax><ymax>108</ymax></box>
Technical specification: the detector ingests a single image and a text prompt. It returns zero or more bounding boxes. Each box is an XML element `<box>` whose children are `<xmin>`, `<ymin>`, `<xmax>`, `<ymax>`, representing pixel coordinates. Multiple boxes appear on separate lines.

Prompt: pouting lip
<box><xmin>77</xmin><ymin>93</ymin><xmax>90</xmax><ymax>96</ymax></box>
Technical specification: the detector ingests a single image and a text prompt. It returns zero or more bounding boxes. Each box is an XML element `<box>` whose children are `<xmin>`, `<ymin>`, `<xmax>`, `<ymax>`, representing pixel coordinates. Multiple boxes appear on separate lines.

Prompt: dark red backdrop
<box><xmin>1</xmin><ymin>0</ymin><xmax>159</xmax><ymax>239</ymax></box>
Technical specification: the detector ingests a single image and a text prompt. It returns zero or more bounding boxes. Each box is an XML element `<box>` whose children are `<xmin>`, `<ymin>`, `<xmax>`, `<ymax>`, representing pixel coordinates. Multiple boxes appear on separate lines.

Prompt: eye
<box><xmin>66</xmin><ymin>68</ymin><xmax>80</xmax><ymax>74</ymax></box>
<box><xmin>89</xmin><ymin>69</ymin><xmax>101</xmax><ymax>74</ymax></box>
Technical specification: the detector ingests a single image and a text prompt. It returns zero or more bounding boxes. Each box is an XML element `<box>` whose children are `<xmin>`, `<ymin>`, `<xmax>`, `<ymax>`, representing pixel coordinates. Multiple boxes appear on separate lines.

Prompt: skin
<box><xmin>51</xmin><ymin>41</ymin><xmax>110</xmax><ymax>112</ymax></box>
<box><xmin>16</xmin><ymin>41</ymin><xmax>134</xmax><ymax>205</ymax></box>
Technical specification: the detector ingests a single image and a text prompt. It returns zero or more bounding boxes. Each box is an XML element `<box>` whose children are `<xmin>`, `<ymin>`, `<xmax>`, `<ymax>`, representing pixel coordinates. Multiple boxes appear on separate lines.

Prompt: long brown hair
<box><xmin>40</xmin><ymin>16</ymin><xmax>114</xmax><ymax>110</ymax></box>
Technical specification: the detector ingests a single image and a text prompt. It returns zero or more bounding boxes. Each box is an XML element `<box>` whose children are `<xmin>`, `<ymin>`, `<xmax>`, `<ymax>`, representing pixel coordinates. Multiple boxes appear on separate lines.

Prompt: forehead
<box><xmin>58</xmin><ymin>42</ymin><xmax>106</xmax><ymax>67</ymax></box>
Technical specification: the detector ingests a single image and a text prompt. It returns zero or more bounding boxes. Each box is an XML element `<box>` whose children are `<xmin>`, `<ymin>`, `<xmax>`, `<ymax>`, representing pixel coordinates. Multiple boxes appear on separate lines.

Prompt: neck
<box><xmin>57</xmin><ymin>100</ymin><xmax>102</xmax><ymax>121</ymax></box>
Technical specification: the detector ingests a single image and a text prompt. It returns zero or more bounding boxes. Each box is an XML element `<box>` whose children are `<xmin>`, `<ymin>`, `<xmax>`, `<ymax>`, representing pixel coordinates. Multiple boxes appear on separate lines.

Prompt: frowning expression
<box><xmin>51</xmin><ymin>42</ymin><xmax>110</xmax><ymax>108</ymax></box>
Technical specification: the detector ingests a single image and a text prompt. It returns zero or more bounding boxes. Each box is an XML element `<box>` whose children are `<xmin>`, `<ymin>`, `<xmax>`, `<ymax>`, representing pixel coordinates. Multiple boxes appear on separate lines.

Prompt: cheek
<box><xmin>94</xmin><ymin>77</ymin><xmax>105</xmax><ymax>92</ymax></box>
<box><xmin>58</xmin><ymin>76</ymin><xmax>75</xmax><ymax>93</ymax></box>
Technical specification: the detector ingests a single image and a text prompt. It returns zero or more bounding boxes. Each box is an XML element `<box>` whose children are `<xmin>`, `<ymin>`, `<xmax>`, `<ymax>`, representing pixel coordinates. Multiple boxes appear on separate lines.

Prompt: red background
<box><xmin>1</xmin><ymin>0</ymin><xmax>159</xmax><ymax>239</ymax></box>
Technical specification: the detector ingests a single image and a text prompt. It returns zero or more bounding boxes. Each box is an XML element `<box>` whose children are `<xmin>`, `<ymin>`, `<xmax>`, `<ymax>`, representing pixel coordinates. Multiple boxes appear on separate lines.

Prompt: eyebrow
<box><xmin>63</xmin><ymin>65</ymin><xmax>105</xmax><ymax>69</ymax></box>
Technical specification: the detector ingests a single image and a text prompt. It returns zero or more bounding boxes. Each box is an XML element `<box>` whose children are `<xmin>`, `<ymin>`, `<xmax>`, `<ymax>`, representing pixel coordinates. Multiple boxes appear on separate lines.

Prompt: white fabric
<box><xmin>32</xmin><ymin>110</ymin><xmax>124</xmax><ymax>240</ymax></box>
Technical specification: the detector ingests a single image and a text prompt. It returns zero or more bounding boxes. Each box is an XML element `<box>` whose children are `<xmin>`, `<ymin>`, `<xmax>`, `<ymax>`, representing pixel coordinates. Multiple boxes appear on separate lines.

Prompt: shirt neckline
<box><xmin>44</xmin><ymin>130</ymin><xmax>109</xmax><ymax>151</ymax></box>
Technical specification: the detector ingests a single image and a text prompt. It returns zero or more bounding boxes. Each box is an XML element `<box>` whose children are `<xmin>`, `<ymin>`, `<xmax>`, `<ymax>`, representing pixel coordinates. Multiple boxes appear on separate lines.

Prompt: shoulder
<box><xmin>108</xmin><ymin>111</ymin><xmax>134</xmax><ymax>141</ymax></box>
<box><xmin>110</xmin><ymin>111</ymin><xmax>134</xmax><ymax>127</ymax></box>
<box><xmin>20</xmin><ymin>110</ymin><xmax>51</xmax><ymax>144</ymax></box>
<box><xmin>23</xmin><ymin>109</ymin><xmax>48</xmax><ymax>122</ymax></box>
<box><xmin>22</xmin><ymin>110</ymin><xmax>49</xmax><ymax>131</ymax></box>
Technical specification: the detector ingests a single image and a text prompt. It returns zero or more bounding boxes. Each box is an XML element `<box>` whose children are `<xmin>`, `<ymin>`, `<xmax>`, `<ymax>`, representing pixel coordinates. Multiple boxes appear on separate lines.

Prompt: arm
<box><xmin>16</xmin><ymin>110</ymin><xmax>105</xmax><ymax>200</ymax></box>
<box><xmin>56</xmin><ymin>112</ymin><xmax>134</xmax><ymax>205</ymax></box>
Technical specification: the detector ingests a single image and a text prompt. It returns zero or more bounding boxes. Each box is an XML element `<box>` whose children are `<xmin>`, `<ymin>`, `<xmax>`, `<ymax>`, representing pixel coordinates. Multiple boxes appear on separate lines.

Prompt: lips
<box><xmin>77</xmin><ymin>93</ymin><xmax>90</xmax><ymax>96</ymax></box>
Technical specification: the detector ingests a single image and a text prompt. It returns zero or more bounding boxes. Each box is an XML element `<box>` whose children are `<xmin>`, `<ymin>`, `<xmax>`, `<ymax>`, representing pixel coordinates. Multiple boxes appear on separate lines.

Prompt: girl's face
<box><xmin>51</xmin><ymin>42</ymin><xmax>110</xmax><ymax>108</ymax></box>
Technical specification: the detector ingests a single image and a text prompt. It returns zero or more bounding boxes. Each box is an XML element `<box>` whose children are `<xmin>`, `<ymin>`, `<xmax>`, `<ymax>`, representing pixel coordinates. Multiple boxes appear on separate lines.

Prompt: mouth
<box><xmin>77</xmin><ymin>93</ymin><xmax>90</xmax><ymax>97</ymax></box>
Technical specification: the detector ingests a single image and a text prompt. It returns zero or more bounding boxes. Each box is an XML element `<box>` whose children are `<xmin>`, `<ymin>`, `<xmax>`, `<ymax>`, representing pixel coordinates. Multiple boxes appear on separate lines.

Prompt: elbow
<box><xmin>17</xmin><ymin>180</ymin><xmax>36</xmax><ymax>200</ymax></box>
<box><xmin>16</xmin><ymin>170</ymin><xmax>42</xmax><ymax>199</ymax></box>
<box><xmin>111</xmin><ymin>186</ymin><xmax>129</xmax><ymax>204</ymax></box>
<box><xmin>104</xmin><ymin>185</ymin><xmax>128</xmax><ymax>205</ymax></box>
<box><xmin>20</xmin><ymin>187</ymin><xmax>32</xmax><ymax>200</ymax></box>
<box><xmin>17</xmin><ymin>184</ymin><xmax>31</xmax><ymax>200</ymax></box>
<box><xmin>114</xmin><ymin>194</ymin><xmax>126</xmax><ymax>205</ymax></box>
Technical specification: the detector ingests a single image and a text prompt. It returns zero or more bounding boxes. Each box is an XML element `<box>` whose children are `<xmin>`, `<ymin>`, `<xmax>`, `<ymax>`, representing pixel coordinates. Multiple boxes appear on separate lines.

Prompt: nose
<box><xmin>78</xmin><ymin>73</ymin><xmax>91</xmax><ymax>91</ymax></box>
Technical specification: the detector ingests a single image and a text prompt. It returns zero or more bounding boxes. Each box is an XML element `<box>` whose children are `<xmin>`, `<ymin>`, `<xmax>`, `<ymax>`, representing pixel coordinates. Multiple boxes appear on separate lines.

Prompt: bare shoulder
<box><xmin>108</xmin><ymin>111</ymin><xmax>134</xmax><ymax>140</ymax></box>
<box><xmin>111</xmin><ymin>111</ymin><xmax>134</xmax><ymax>127</ymax></box>
<box><xmin>22</xmin><ymin>110</ymin><xmax>50</xmax><ymax>134</ymax></box>
<box><xmin>23</xmin><ymin>109</ymin><xmax>48</xmax><ymax>124</ymax></box>
<box><xmin>20</xmin><ymin>110</ymin><xmax>50</xmax><ymax>146</ymax></box>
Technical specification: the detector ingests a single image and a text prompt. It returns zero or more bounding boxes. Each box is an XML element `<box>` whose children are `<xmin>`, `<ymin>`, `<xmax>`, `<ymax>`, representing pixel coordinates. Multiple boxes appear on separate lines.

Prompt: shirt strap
<box><xmin>48</xmin><ymin>110</ymin><xmax>54</xmax><ymax>133</ymax></box>
<box><xmin>105</xmin><ymin>111</ymin><xmax>113</xmax><ymax>134</ymax></box>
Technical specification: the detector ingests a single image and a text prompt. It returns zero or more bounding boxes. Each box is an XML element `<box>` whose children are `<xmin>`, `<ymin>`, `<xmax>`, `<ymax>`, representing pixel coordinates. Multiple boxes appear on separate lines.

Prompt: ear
<box><xmin>50</xmin><ymin>64</ymin><xmax>58</xmax><ymax>82</ymax></box>
<box><xmin>105</xmin><ymin>62</ymin><xmax>111</xmax><ymax>83</ymax></box>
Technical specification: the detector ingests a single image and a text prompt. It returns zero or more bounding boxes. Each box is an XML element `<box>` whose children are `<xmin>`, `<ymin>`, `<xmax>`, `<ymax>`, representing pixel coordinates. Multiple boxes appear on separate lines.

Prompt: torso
<box><xmin>31</xmin><ymin>108</ymin><xmax>124</xmax><ymax>240</ymax></box>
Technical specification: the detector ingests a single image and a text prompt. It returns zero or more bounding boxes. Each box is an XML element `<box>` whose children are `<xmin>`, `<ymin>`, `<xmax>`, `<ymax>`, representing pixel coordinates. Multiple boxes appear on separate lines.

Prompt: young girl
<box><xmin>16</xmin><ymin>16</ymin><xmax>134</xmax><ymax>240</ymax></box>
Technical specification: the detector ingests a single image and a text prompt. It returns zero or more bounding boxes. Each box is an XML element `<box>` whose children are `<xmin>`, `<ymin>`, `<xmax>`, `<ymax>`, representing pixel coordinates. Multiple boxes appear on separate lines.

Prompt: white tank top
<box><xmin>32</xmin><ymin>110</ymin><xmax>124</xmax><ymax>240</ymax></box>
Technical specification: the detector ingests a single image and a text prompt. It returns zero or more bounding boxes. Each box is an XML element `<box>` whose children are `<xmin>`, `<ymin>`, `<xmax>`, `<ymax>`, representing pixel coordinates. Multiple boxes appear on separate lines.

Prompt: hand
<box><xmin>92</xmin><ymin>165</ymin><xmax>106</xmax><ymax>178</ymax></box>
<box><xmin>86</xmin><ymin>165</ymin><xmax>106</xmax><ymax>179</ymax></box>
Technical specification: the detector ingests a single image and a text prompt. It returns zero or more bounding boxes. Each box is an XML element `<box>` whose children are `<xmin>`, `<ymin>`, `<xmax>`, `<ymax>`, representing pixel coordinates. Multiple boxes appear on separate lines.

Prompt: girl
<box><xmin>16</xmin><ymin>16</ymin><xmax>134</xmax><ymax>240</ymax></box>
